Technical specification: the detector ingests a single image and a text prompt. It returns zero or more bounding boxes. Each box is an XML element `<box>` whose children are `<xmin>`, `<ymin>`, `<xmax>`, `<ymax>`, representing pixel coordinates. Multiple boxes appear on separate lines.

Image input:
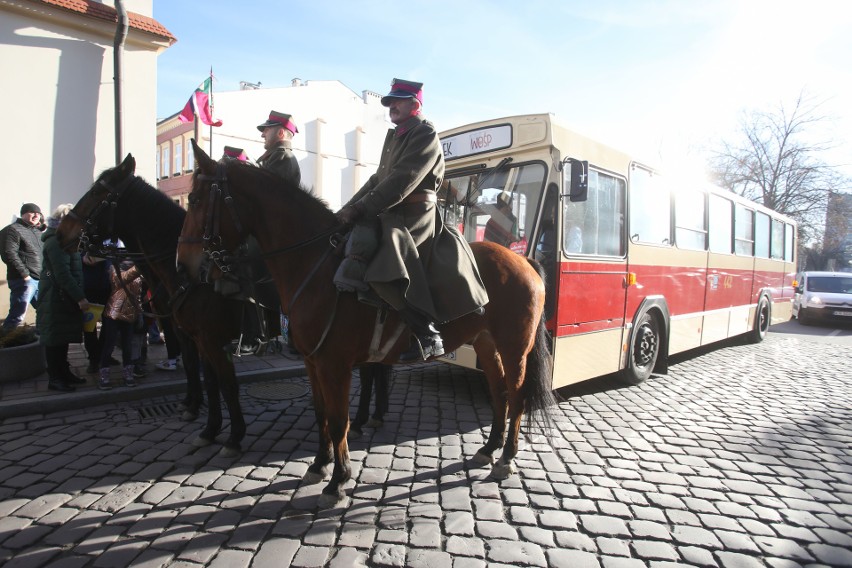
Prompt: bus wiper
<box><xmin>478</xmin><ymin>157</ymin><xmax>513</xmax><ymax>188</ymax></box>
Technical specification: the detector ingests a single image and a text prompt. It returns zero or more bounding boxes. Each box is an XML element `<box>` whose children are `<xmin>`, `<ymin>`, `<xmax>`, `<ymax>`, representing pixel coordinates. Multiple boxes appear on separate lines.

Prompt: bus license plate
<box><xmin>833</xmin><ymin>311</ymin><xmax>852</xmax><ymax>317</ymax></box>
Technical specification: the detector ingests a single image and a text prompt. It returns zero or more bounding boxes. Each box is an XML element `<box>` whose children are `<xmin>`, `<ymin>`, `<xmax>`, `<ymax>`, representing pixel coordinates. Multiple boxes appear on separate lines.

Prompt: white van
<box><xmin>793</xmin><ymin>271</ymin><xmax>852</xmax><ymax>325</ymax></box>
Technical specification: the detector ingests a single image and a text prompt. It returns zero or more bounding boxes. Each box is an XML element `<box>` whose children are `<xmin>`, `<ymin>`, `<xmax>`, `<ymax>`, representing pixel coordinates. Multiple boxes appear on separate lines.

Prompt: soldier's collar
<box><xmin>394</xmin><ymin>115</ymin><xmax>423</xmax><ymax>137</ymax></box>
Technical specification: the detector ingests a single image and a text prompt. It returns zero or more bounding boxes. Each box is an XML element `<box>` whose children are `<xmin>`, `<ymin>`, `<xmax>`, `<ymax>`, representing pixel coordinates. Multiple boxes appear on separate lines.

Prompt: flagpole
<box><xmin>209</xmin><ymin>66</ymin><xmax>214</xmax><ymax>155</ymax></box>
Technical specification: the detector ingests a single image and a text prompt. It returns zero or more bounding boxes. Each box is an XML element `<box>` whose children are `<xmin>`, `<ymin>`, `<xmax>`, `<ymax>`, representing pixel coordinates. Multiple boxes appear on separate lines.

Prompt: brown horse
<box><xmin>177</xmin><ymin>140</ymin><xmax>556</xmax><ymax>508</ymax></box>
<box><xmin>57</xmin><ymin>155</ymin><xmax>250</xmax><ymax>456</ymax></box>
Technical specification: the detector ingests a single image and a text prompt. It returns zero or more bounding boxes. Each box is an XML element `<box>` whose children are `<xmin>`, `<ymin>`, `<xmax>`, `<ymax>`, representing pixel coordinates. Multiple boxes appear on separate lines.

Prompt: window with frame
<box><xmin>675</xmin><ymin>189</ymin><xmax>706</xmax><ymax>250</ymax></box>
<box><xmin>770</xmin><ymin>218</ymin><xmax>785</xmax><ymax>260</ymax></box>
<box><xmin>161</xmin><ymin>146</ymin><xmax>170</xmax><ymax>178</ymax></box>
<box><xmin>734</xmin><ymin>204</ymin><xmax>754</xmax><ymax>256</ymax></box>
<box><xmin>754</xmin><ymin>211</ymin><xmax>770</xmax><ymax>258</ymax></box>
<box><xmin>185</xmin><ymin>141</ymin><xmax>194</xmax><ymax>172</ymax></box>
<box><xmin>155</xmin><ymin>149</ymin><xmax>160</xmax><ymax>180</ymax></box>
<box><xmin>174</xmin><ymin>142</ymin><xmax>183</xmax><ymax>176</ymax></box>
<box><xmin>784</xmin><ymin>223</ymin><xmax>795</xmax><ymax>262</ymax></box>
<box><xmin>708</xmin><ymin>194</ymin><xmax>733</xmax><ymax>254</ymax></box>
<box><xmin>564</xmin><ymin>168</ymin><xmax>625</xmax><ymax>256</ymax></box>
<box><xmin>629</xmin><ymin>165</ymin><xmax>671</xmax><ymax>245</ymax></box>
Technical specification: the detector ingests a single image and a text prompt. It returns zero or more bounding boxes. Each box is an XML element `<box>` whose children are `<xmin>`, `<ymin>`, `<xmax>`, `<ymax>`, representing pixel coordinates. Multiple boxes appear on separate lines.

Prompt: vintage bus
<box><xmin>438</xmin><ymin>113</ymin><xmax>797</xmax><ymax>389</ymax></box>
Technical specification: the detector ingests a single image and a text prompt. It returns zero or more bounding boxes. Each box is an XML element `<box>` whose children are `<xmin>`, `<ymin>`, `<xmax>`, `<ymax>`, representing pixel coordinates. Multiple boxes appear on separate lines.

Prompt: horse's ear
<box><xmin>191</xmin><ymin>138</ymin><xmax>215</xmax><ymax>174</ymax></box>
<box><xmin>118</xmin><ymin>153</ymin><xmax>136</xmax><ymax>175</ymax></box>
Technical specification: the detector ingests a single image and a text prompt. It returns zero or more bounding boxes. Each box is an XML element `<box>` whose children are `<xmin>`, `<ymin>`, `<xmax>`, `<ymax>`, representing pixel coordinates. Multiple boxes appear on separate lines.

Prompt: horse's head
<box><xmin>58</xmin><ymin>153</ymin><xmax>137</xmax><ymax>253</ymax></box>
<box><xmin>177</xmin><ymin>139</ymin><xmax>252</xmax><ymax>281</ymax></box>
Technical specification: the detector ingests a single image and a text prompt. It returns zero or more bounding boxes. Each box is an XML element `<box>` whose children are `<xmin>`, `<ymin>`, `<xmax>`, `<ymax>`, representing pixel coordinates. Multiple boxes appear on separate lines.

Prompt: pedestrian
<box><xmin>256</xmin><ymin>111</ymin><xmax>301</xmax><ymax>186</ymax></box>
<box><xmin>36</xmin><ymin>204</ymin><xmax>89</xmax><ymax>392</ymax></box>
<box><xmin>1</xmin><ymin>203</ymin><xmax>44</xmax><ymax>331</ymax></box>
<box><xmin>97</xmin><ymin>260</ymin><xmax>143</xmax><ymax>390</ymax></box>
<box><xmin>81</xmin><ymin>253</ymin><xmax>110</xmax><ymax>374</ymax></box>
<box><xmin>335</xmin><ymin>78</ymin><xmax>488</xmax><ymax>361</ymax></box>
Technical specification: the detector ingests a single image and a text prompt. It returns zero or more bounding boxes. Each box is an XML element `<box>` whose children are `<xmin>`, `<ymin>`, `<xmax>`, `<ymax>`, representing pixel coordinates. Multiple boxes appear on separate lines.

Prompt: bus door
<box><xmin>552</xmin><ymin>162</ymin><xmax>629</xmax><ymax>387</ymax></box>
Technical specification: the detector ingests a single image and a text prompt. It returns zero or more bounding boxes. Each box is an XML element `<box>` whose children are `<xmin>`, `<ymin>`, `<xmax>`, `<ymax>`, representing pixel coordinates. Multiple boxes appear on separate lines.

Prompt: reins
<box><xmin>188</xmin><ymin>162</ymin><xmax>347</xmax><ymax>357</ymax></box>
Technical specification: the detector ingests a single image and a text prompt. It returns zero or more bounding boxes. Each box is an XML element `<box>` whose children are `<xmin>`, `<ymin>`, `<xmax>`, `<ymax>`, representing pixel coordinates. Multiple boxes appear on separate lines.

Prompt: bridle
<box><xmin>182</xmin><ymin>161</ymin><xmax>344</xmax><ymax>276</ymax></box>
<box><xmin>67</xmin><ymin>173</ymin><xmax>174</xmax><ymax>317</ymax></box>
<box><xmin>182</xmin><ymin>161</ymin><xmax>348</xmax><ymax>357</ymax></box>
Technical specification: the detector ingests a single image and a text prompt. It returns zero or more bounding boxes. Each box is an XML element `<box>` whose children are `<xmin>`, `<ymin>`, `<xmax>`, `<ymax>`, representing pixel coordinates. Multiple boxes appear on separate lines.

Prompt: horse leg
<box><xmin>215</xmin><ymin>352</ymin><xmax>245</xmax><ymax>458</ymax></box>
<box><xmin>193</xmin><ymin>355</ymin><xmax>222</xmax><ymax>449</ymax></box>
<box><xmin>178</xmin><ymin>333</ymin><xmax>204</xmax><ymax>421</ymax></box>
<box><xmin>472</xmin><ymin>341</ymin><xmax>509</xmax><ymax>466</ymax></box>
<box><xmin>367</xmin><ymin>364</ymin><xmax>391</xmax><ymax>428</ymax></box>
<box><xmin>349</xmin><ymin>365</ymin><xmax>375</xmax><ymax>438</ymax></box>
<box><xmin>491</xmin><ymin>357</ymin><xmax>527</xmax><ymax>480</ymax></box>
<box><xmin>304</xmin><ymin>363</ymin><xmax>333</xmax><ymax>484</ymax></box>
<box><xmin>317</xmin><ymin>366</ymin><xmax>353</xmax><ymax>509</ymax></box>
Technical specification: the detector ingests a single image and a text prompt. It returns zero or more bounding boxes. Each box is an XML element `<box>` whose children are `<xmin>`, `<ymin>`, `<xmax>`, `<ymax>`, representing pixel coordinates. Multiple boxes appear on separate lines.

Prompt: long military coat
<box><xmin>36</xmin><ymin>228</ymin><xmax>85</xmax><ymax>346</ymax></box>
<box><xmin>345</xmin><ymin>115</ymin><xmax>488</xmax><ymax>322</ymax></box>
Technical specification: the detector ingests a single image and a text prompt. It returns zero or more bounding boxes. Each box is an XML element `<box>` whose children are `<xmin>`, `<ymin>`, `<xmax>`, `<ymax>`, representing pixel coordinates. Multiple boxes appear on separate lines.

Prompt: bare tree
<box><xmin>708</xmin><ymin>91</ymin><xmax>848</xmax><ymax>246</ymax></box>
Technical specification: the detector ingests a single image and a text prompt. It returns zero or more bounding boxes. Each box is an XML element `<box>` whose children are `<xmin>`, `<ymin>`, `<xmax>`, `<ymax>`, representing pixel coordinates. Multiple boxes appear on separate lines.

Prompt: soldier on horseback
<box><xmin>335</xmin><ymin>79</ymin><xmax>488</xmax><ymax>361</ymax></box>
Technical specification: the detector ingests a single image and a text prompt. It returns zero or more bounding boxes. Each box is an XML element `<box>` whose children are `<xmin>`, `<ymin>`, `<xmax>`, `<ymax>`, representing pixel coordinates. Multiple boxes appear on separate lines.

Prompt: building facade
<box><xmin>155</xmin><ymin>80</ymin><xmax>391</xmax><ymax>210</ymax></box>
<box><xmin>0</xmin><ymin>0</ymin><xmax>174</xmax><ymax>323</ymax></box>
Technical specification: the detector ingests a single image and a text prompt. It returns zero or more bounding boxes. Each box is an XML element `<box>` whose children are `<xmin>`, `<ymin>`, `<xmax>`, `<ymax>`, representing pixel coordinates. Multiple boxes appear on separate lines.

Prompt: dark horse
<box><xmin>177</xmin><ymin>141</ymin><xmax>556</xmax><ymax>508</ymax></box>
<box><xmin>57</xmin><ymin>155</ymin><xmax>249</xmax><ymax>455</ymax></box>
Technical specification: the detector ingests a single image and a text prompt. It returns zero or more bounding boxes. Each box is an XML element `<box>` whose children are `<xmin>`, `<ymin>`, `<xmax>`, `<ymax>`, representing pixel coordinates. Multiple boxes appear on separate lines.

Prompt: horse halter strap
<box><xmin>193</xmin><ymin>162</ymin><xmax>250</xmax><ymax>274</ymax></box>
<box><xmin>71</xmin><ymin>174</ymin><xmax>138</xmax><ymax>256</ymax></box>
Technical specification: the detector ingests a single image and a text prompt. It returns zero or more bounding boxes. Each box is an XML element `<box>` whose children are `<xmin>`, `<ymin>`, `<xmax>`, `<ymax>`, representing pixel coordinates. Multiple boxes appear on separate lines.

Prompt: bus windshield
<box><xmin>440</xmin><ymin>161</ymin><xmax>547</xmax><ymax>255</ymax></box>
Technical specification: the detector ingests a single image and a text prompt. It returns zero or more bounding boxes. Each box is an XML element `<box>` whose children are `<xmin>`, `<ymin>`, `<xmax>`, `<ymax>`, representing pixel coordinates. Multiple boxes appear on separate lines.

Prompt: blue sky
<box><xmin>154</xmin><ymin>0</ymin><xmax>852</xmax><ymax>175</ymax></box>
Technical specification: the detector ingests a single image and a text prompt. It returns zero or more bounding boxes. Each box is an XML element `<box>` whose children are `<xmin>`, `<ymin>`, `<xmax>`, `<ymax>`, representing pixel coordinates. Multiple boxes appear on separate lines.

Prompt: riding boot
<box><xmin>397</xmin><ymin>307</ymin><xmax>445</xmax><ymax>362</ymax></box>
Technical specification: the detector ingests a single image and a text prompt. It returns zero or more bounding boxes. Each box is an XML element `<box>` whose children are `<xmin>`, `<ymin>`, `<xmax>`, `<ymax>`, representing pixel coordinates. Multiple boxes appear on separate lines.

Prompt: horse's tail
<box><xmin>523</xmin><ymin>257</ymin><xmax>558</xmax><ymax>433</ymax></box>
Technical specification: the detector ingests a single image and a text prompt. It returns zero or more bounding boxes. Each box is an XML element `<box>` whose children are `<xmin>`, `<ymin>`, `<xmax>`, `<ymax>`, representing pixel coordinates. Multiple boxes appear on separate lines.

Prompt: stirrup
<box><xmin>398</xmin><ymin>334</ymin><xmax>445</xmax><ymax>362</ymax></box>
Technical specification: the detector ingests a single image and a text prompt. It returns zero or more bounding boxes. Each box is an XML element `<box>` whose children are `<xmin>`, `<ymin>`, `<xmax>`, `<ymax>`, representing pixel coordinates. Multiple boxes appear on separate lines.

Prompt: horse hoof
<box><xmin>472</xmin><ymin>451</ymin><xmax>494</xmax><ymax>465</ymax></box>
<box><xmin>348</xmin><ymin>428</ymin><xmax>363</xmax><ymax>440</ymax></box>
<box><xmin>317</xmin><ymin>492</ymin><xmax>346</xmax><ymax>510</ymax></box>
<box><xmin>182</xmin><ymin>410</ymin><xmax>199</xmax><ymax>422</ymax></box>
<box><xmin>219</xmin><ymin>446</ymin><xmax>241</xmax><ymax>458</ymax></box>
<box><xmin>303</xmin><ymin>470</ymin><xmax>326</xmax><ymax>485</ymax></box>
<box><xmin>490</xmin><ymin>461</ymin><xmax>517</xmax><ymax>480</ymax></box>
<box><xmin>365</xmin><ymin>418</ymin><xmax>383</xmax><ymax>429</ymax></box>
<box><xmin>192</xmin><ymin>436</ymin><xmax>213</xmax><ymax>448</ymax></box>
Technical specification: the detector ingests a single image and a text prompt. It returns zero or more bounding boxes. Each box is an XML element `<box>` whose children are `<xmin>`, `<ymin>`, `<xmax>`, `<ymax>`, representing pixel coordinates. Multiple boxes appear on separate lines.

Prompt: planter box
<box><xmin>0</xmin><ymin>341</ymin><xmax>46</xmax><ymax>383</ymax></box>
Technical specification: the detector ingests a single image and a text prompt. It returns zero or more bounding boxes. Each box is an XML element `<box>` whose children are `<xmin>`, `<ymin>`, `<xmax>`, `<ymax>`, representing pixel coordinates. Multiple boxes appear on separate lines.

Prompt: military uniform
<box><xmin>343</xmin><ymin>114</ymin><xmax>488</xmax><ymax>324</ymax></box>
<box><xmin>257</xmin><ymin>142</ymin><xmax>301</xmax><ymax>187</ymax></box>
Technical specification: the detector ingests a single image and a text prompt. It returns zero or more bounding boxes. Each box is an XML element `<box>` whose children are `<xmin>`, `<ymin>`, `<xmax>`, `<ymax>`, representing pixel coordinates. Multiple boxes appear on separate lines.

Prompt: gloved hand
<box><xmin>336</xmin><ymin>205</ymin><xmax>361</xmax><ymax>225</ymax></box>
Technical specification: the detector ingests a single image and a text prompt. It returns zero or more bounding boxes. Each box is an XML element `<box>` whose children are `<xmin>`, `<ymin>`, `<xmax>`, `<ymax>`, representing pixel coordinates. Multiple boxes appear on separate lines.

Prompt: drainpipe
<box><xmin>113</xmin><ymin>0</ymin><xmax>128</xmax><ymax>165</ymax></box>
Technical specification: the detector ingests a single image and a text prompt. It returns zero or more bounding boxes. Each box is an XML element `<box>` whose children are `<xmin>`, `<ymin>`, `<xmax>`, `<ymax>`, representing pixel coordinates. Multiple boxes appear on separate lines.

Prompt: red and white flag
<box><xmin>178</xmin><ymin>77</ymin><xmax>222</xmax><ymax>126</ymax></box>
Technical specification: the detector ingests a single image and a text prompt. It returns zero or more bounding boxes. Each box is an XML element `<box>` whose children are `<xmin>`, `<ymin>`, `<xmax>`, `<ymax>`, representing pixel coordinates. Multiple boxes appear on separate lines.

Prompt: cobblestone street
<box><xmin>0</xmin><ymin>333</ymin><xmax>850</xmax><ymax>567</ymax></box>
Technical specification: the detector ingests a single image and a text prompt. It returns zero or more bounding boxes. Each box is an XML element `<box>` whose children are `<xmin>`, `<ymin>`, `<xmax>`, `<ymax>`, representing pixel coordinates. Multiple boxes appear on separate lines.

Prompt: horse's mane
<box><xmin>117</xmin><ymin>174</ymin><xmax>186</xmax><ymax>256</ymax></box>
<box><xmin>223</xmin><ymin>160</ymin><xmax>338</xmax><ymax>225</ymax></box>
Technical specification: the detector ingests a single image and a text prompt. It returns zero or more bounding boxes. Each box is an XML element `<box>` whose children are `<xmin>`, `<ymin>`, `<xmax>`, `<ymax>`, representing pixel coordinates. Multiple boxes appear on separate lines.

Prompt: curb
<box><xmin>0</xmin><ymin>364</ymin><xmax>308</xmax><ymax>420</ymax></box>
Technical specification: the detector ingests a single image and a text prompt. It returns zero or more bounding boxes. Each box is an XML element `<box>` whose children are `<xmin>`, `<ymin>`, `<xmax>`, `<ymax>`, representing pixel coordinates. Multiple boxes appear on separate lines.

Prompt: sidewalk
<box><xmin>0</xmin><ymin>338</ymin><xmax>307</xmax><ymax>420</ymax></box>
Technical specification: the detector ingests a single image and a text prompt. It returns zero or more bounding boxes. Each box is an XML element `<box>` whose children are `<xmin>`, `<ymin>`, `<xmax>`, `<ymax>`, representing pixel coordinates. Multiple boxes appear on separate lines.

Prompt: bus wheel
<box><xmin>620</xmin><ymin>312</ymin><xmax>660</xmax><ymax>385</ymax></box>
<box><xmin>748</xmin><ymin>296</ymin><xmax>771</xmax><ymax>343</ymax></box>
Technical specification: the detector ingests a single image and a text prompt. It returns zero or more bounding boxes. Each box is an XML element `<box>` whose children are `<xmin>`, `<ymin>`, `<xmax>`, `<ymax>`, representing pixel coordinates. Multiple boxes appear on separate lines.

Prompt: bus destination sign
<box><xmin>441</xmin><ymin>124</ymin><xmax>512</xmax><ymax>161</ymax></box>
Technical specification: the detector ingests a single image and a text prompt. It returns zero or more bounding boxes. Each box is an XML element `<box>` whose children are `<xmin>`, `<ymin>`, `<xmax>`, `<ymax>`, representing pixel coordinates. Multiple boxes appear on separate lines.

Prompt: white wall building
<box><xmin>170</xmin><ymin>80</ymin><xmax>392</xmax><ymax>211</ymax></box>
<box><xmin>0</xmin><ymin>0</ymin><xmax>174</xmax><ymax>224</ymax></box>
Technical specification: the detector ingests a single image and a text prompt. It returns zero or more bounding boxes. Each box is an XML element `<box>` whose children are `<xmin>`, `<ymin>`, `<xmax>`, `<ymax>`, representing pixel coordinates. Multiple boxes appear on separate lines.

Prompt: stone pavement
<box><xmin>0</xmin><ymin>333</ymin><xmax>850</xmax><ymax>567</ymax></box>
<box><xmin>0</xmin><ymin>340</ymin><xmax>306</xmax><ymax>420</ymax></box>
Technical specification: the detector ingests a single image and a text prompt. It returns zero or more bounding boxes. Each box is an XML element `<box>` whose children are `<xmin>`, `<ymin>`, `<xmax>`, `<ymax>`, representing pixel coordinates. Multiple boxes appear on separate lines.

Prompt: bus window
<box><xmin>708</xmin><ymin>194</ymin><xmax>733</xmax><ymax>254</ymax></box>
<box><xmin>444</xmin><ymin>162</ymin><xmax>546</xmax><ymax>253</ymax></box>
<box><xmin>629</xmin><ymin>166</ymin><xmax>671</xmax><ymax>245</ymax></box>
<box><xmin>784</xmin><ymin>223</ymin><xmax>795</xmax><ymax>262</ymax></box>
<box><xmin>770</xmin><ymin>218</ymin><xmax>785</xmax><ymax>260</ymax></box>
<box><xmin>675</xmin><ymin>189</ymin><xmax>707</xmax><ymax>250</ymax></box>
<box><xmin>755</xmin><ymin>211</ymin><xmax>770</xmax><ymax>258</ymax></box>
<box><xmin>734</xmin><ymin>204</ymin><xmax>754</xmax><ymax>256</ymax></box>
<box><xmin>563</xmin><ymin>168</ymin><xmax>625</xmax><ymax>256</ymax></box>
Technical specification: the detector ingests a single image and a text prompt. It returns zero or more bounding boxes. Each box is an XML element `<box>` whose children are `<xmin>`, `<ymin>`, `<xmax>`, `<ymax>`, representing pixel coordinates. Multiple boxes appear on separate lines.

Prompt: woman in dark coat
<box><xmin>36</xmin><ymin>204</ymin><xmax>89</xmax><ymax>392</ymax></box>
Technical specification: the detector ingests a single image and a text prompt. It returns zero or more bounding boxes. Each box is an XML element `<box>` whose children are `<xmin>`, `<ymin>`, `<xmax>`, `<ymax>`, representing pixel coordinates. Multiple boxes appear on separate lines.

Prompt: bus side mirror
<box><xmin>569</xmin><ymin>160</ymin><xmax>588</xmax><ymax>202</ymax></box>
